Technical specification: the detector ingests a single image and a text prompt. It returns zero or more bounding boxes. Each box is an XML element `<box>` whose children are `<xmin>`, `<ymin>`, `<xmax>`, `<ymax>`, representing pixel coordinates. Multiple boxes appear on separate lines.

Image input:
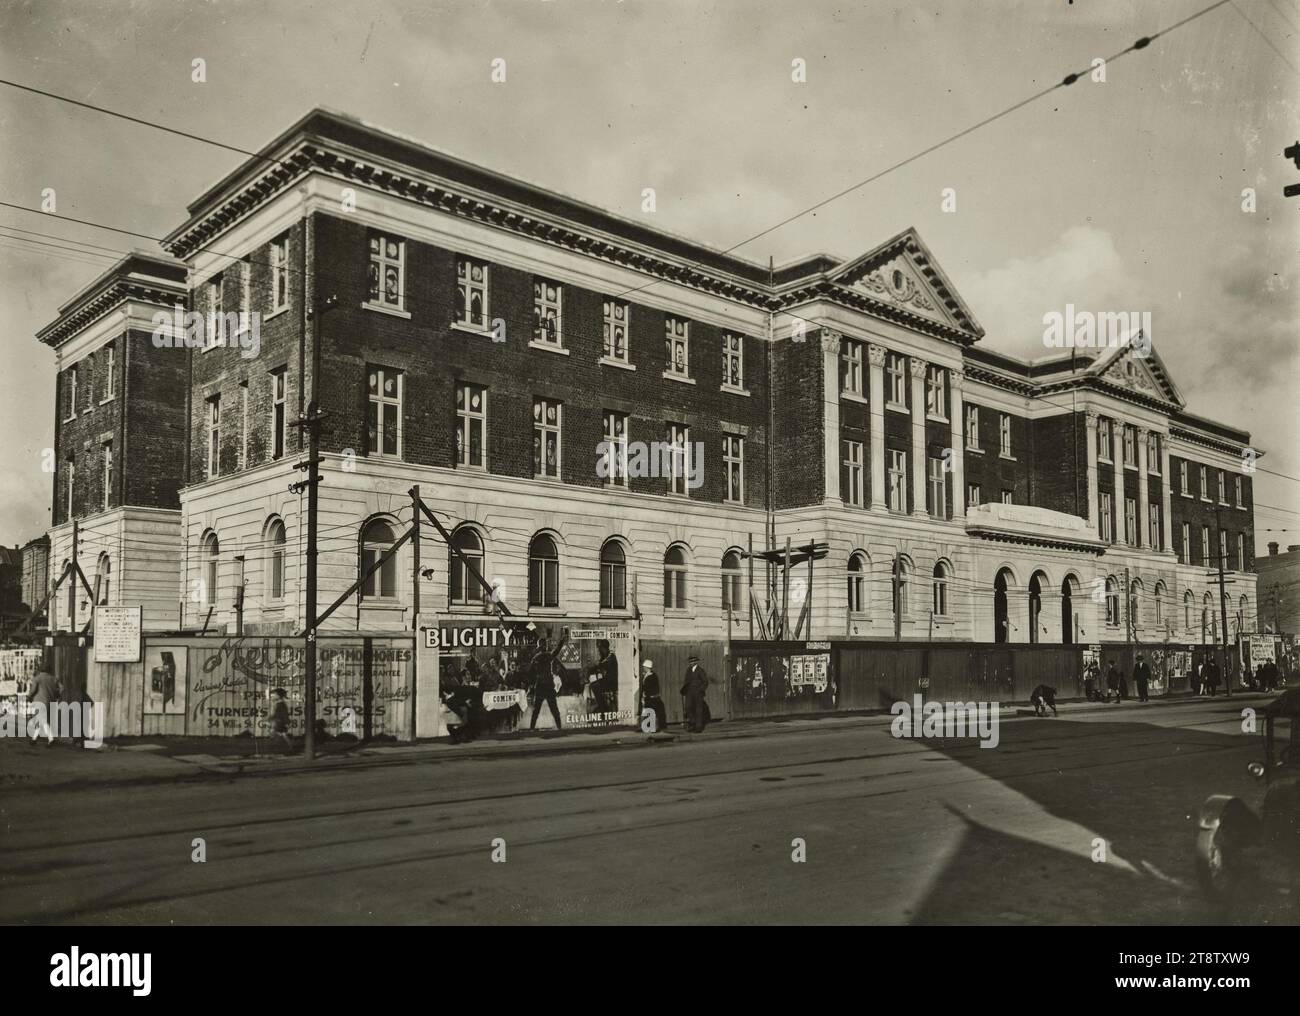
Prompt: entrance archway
<box><xmin>994</xmin><ymin>568</ymin><xmax>1012</xmax><ymax>643</ymax></box>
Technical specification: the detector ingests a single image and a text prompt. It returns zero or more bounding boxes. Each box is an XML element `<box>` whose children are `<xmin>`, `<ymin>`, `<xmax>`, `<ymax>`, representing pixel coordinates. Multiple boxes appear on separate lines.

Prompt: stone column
<box><xmin>868</xmin><ymin>344</ymin><xmax>887</xmax><ymax>511</ymax></box>
<box><xmin>1084</xmin><ymin>410</ymin><xmax>1100</xmax><ymax>532</ymax></box>
<box><xmin>820</xmin><ymin>329</ymin><xmax>842</xmax><ymax>505</ymax></box>
<box><xmin>1136</xmin><ymin>426</ymin><xmax>1150</xmax><ymax>549</ymax></box>
<box><xmin>910</xmin><ymin>357</ymin><xmax>928</xmax><ymax>518</ymax></box>
<box><xmin>1160</xmin><ymin>432</ymin><xmax>1173</xmax><ymax>552</ymax></box>
<box><xmin>1112</xmin><ymin>420</ymin><xmax>1125</xmax><ymax>544</ymax></box>
<box><xmin>949</xmin><ymin>370</ymin><xmax>965</xmax><ymax>521</ymax></box>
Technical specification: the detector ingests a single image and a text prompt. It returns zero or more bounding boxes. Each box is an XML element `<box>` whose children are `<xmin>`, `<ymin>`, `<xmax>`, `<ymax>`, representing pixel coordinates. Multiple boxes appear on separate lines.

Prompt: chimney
<box><xmin>1269</xmin><ymin>542</ymin><xmax>1280</xmax><ymax>556</ymax></box>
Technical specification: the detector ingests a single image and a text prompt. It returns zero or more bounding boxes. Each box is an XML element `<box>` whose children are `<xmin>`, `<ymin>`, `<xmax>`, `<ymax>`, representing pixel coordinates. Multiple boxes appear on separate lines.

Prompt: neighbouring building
<box><xmin>19</xmin><ymin>534</ymin><xmax>49</xmax><ymax>625</ymax></box>
<box><xmin>40</xmin><ymin>109</ymin><xmax>1260</xmax><ymax>656</ymax></box>
<box><xmin>1254</xmin><ymin>543</ymin><xmax>1300</xmax><ymax>637</ymax></box>
<box><xmin>38</xmin><ymin>251</ymin><xmax>189</xmax><ymax>632</ymax></box>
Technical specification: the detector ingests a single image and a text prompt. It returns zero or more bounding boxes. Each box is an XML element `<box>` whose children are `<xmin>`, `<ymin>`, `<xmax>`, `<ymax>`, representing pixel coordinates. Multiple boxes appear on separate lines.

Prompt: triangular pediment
<box><xmin>1091</xmin><ymin>341</ymin><xmax>1184</xmax><ymax>408</ymax></box>
<box><xmin>829</xmin><ymin>228</ymin><xmax>983</xmax><ymax>339</ymax></box>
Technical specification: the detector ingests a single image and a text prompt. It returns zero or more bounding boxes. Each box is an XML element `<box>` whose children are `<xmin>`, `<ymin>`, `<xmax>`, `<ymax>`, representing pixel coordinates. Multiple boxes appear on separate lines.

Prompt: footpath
<box><xmin>0</xmin><ymin>688</ymin><xmax>1276</xmax><ymax>793</ymax></box>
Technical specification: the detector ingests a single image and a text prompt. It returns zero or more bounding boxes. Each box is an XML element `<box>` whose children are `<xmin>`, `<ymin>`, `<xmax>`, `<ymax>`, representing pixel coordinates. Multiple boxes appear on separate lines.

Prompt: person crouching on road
<box><xmin>1029</xmin><ymin>684</ymin><xmax>1058</xmax><ymax>717</ymax></box>
<box><xmin>1133</xmin><ymin>652</ymin><xmax>1151</xmax><ymax>703</ymax></box>
<box><xmin>681</xmin><ymin>654</ymin><xmax>711</xmax><ymax>733</ymax></box>
<box><xmin>639</xmin><ymin>659</ymin><xmax>667</xmax><ymax>733</ymax></box>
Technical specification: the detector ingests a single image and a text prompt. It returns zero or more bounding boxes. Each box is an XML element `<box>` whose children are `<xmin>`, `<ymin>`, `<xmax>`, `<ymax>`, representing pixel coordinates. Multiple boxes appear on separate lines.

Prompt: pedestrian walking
<box><xmin>1204</xmin><ymin>657</ymin><xmax>1221</xmax><ymax>697</ymax></box>
<box><xmin>1105</xmin><ymin>660</ymin><xmax>1121</xmax><ymax>703</ymax></box>
<box><xmin>681</xmin><ymin>654</ymin><xmax>710</xmax><ymax>733</ymax></box>
<box><xmin>529</xmin><ymin>637</ymin><xmax>562</xmax><ymax>731</ymax></box>
<box><xmin>27</xmin><ymin>663</ymin><xmax>60</xmax><ymax>747</ymax></box>
<box><xmin>1133</xmin><ymin>652</ymin><xmax>1151</xmax><ymax>703</ymax></box>
<box><xmin>270</xmin><ymin>687</ymin><xmax>293</xmax><ymax>750</ymax></box>
<box><xmin>1264</xmin><ymin>659</ymin><xmax>1280</xmax><ymax>692</ymax></box>
<box><xmin>639</xmin><ymin>659</ymin><xmax>667</xmax><ymax>733</ymax></box>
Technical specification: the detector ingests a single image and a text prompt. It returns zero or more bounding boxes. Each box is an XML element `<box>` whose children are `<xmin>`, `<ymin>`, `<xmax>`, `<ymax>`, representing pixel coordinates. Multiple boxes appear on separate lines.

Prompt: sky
<box><xmin>0</xmin><ymin>0</ymin><xmax>1297</xmax><ymax>552</ymax></box>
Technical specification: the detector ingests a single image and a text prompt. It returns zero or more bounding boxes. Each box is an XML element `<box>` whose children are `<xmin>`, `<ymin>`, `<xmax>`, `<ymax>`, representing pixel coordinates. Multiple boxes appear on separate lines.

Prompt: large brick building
<box><xmin>39</xmin><ymin>251</ymin><xmax>189</xmax><ymax>632</ymax></box>
<box><xmin>41</xmin><ymin>109</ymin><xmax>1260</xmax><ymax>652</ymax></box>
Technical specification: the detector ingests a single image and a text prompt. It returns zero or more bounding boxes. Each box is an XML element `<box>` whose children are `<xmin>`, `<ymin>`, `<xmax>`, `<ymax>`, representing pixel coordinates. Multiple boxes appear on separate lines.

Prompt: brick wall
<box><xmin>1170</xmin><ymin>454</ymin><xmax>1254</xmax><ymax>571</ymax></box>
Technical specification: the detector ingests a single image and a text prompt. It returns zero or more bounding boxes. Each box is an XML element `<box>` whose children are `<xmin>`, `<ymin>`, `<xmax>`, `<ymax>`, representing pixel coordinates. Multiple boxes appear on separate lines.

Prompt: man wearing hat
<box><xmin>639</xmin><ymin>658</ymin><xmax>667</xmax><ymax>733</ymax></box>
<box><xmin>1133</xmin><ymin>652</ymin><xmax>1152</xmax><ymax>703</ymax></box>
<box><xmin>681</xmin><ymin>654</ymin><xmax>710</xmax><ymax>733</ymax></box>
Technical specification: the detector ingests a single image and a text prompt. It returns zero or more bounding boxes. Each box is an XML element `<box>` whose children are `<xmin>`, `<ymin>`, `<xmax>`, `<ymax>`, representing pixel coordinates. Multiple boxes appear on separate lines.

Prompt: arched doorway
<box><xmin>994</xmin><ymin>568</ymin><xmax>1011</xmax><ymax>643</ymax></box>
<box><xmin>1061</xmin><ymin>576</ymin><xmax>1078</xmax><ymax>644</ymax></box>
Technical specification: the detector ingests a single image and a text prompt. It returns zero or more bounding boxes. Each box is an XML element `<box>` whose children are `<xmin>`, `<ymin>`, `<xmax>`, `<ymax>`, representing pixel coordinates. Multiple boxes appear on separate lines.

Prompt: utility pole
<box><xmin>1215</xmin><ymin>504</ymin><xmax>1232</xmax><ymax>698</ymax></box>
<box><xmin>291</xmin><ymin>286</ymin><xmax>336</xmax><ymax>762</ymax></box>
<box><xmin>893</xmin><ymin>555</ymin><xmax>902</xmax><ymax>642</ymax></box>
<box><xmin>69</xmin><ymin>517</ymin><xmax>78</xmax><ymax>634</ymax></box>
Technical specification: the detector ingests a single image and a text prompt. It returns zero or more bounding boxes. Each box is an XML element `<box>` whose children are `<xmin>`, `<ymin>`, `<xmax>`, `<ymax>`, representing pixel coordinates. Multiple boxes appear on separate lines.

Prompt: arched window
<box><xmin>932</xmin><ymin>560</ymin><xmax>950</xmax><ymax>617</ymax></box>
<box><xmin>848</xmin><ymin>552</ymin><xmax>868</xmax><ymax>614</ymax></box>
<box><xmin>1128</xmin><ymin>579</ymin><xmax>1143</xmax><ymax>632</ymax></box>
<box><xmin>993</xmin><ymin>568</ymin><xmax>1013</xmax><ymax>642</ymax></box>
<box><xmin>893</xmin><ymin>556</ymin><xmax>911</xmax><ymax>618</ymax></box>
<box><xmin>1154</xmin><ymin>581</ymin><xmax>1166</xmax><ymax>628</ymax></box>
<box><xmin>203</xmin><ymin>532</ymin><xmax>220</xmax><ymax>606</ymax></box>
<box><xmin>600</xmin><ymin>540</ymin><xmax>627</xmax><ymax>611</ymax></box>
<box><xmin>1239</xmin><ymin>594</ymin><xmax>1248</xmax><ymax>633</ymax></box>
<box><xmin>266</xmin><ymin>518</ymin><xmax>286</xmax><ymax>601</ymax></box>
<box><xmin>528</xmin><ymin>533</ymin><xmax>559</xmax><ymax>608</ymax></box>
<box><xmin>721</xmin><ymin>550</ymin><xmax>743</xmax><ymax>614</ymax></box>
<box><xmin>1184</xmin><ymin>590</ymin><xmax>1193</xmax><ymax>632</ymax></box>
<box><xmin>1028</xmin><ymin>571</ymin><xmax>1046</xmax><ymax>643</ymax></box>
<box><xmin>1104</xmin><ymin>576</ymin><xmax>1119</xmax><ymax>627</ymax></box>
<box><xmin>447</xmin><ymin>526</ymin><xmax>483</xmax><ymax>606</ymax></box>
<box><xmin>664</xmin><ymin>544</ymin><xmax>688</xmax><ymax>610</ymax></box>
<box><xmin>360</xmin><ymin>518</ymin><xmax>398</xmax><ymax>600</ymax></box>
<box><xmin>1202</xmin><ymin>592</ymin><xmax>1213</xmax><ymax>641</ymax></box>
<box><xmin>96</xmin><ymin>552</ymin><xmax>111</xmax><ymax>606</ymax></box>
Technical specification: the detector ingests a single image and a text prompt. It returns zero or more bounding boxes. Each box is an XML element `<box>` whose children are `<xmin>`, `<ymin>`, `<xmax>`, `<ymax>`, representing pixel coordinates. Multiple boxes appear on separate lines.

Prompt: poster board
<box><xmin>95</xmin><ymin>606</ymin><xmax>142</xmax><ymax>663</ymax></box>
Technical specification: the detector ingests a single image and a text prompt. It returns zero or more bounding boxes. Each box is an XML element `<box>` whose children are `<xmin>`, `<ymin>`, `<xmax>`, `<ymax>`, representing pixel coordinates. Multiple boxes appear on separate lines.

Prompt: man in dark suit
<box><xmin>1133</xmin><ymin>652</ymin><xmax>1152</xmax><ymax>703</ymax></box>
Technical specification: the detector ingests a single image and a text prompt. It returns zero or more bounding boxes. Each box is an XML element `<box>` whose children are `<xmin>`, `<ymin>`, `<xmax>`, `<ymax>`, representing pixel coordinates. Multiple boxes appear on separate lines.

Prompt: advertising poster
<box><xmin>144</xmin><ymin>646</ymin><xmax>187</xmax><ymax>715</ymax></box>
<box><xmin>731</xmin><ymin>643</ymin><xmax>836</xmax><ymax>715</ymax></box>
<box><xmin>434</xmin><ymin>619</ymin><xmax>636</xmax><ymax>736</ymax></box>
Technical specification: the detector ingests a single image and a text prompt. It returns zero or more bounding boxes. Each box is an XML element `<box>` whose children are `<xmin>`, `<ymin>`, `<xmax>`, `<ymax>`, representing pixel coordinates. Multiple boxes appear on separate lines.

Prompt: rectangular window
<box><xmin>1147</xmin><ymin>432</ymin><xmax>1161</xmax><ymax>472</ymax></box>
<box><xmin>887</xmin><ymin>449</ymin><xmax>907</xmax><ymax>512</ymax></box>
<box><xmin>1098</xmin><ymin>418</ymin><xmax>1112</xmax><ymax>461</ymax></box>
<box><xmin>1235</xmin><ymin>475</ymin><xmax>1243</xmax><ymax>507</ymax></box>
<box><xmin>966</xmin><ymin>482</ymin><xmax>981</xmax><ymax>508</ymax></box>
<box><xmin>841</xmin><ymin>440</ymin><xmax>864</xmax><ymax>507</ymax></box>
<box><xmin>101</xmin><ymin>442</ymin><xmax>112</xmax><ymax>511</ymax></box>
<box><xmin>722</xmin><ymin>334</ymin><xmax>744</xmax><ymax>389</ymax></box>
<box><xmin>455</xmin><ymin>383</ymin><xmax>485</xmax><ymax>468</ymax></box>
<box><xmin>65</xmin><ymin>365</ymin><xmax>78</xmax><ymax>420</ymax></box>
<box><xmin>532</xmin><ymin>279</ymin><xmax>563</xmax><ymax>346</ymax></box>
<box><xmin>886</xmin><ymin>353</ymin><xmax>906</xmax><ymax>406</ymax></box>
<box><xmin>999</xmin><ymin>413</ymin><xmax>1012</xmax><ymax>457</ymax></box>
<box><xmin>103</xmin><ymin>342</ymin><xmax>115</xmax><ymax>401</ymax></box>
<box><xmin>666</xmin><ymin>423</ymin><xmax>690</xmax><ymax>496</ymax></box>
<box><xmin>1201</xmin><ymin>525</ymin><xmax>1210</xmax><ymax>564</ymax></box>
<box><xmin>603</xmin><ymin>411</ymin><xmax>628</xmax><ymax>488</ymax></box>
<box><xmin>1217</xmin><ymin>471</ymin><xmax>1227</xmax><ymax>504</ymax></box>
<box><xmin>368</xmin><ymin>235</ymin><xmax>405</xmax><ymax>310</ymax></box>
<box><xmin>840</xmin><ymin>340</ymin><xmax>863</xmax><ymax>396</ymax></box>
<box><xmin>1180</xmin><ymin>522</ymin><xmax>1190</xmax><ymax>564</ymax></box>
<box><xmin>1002</xmin><ymin>489</ymin><xmax>1013</xmax><ymax>505</ymax></box>
<box><xmin>271</xmin><ymin>368</ymin><xmax>287</xmax><ymax>460</ymax></box>
<box><xmin>1199</xmin><ymin>465</ymin><xmax>1209</xmax><ymax>500</ymax></box>
<box><xmin>456</xmin><ymin>256</ymin><xmax>489</xmax><ymax>327</ymax></box>
<box><xmin>368</xmin><ymin>367</ymin><xmax>403</xmax><ymax>458</ymax></box>
<box><xmin>1148</xmin><ymin>503</ymin><xmax>1161</xmax><ymax>549</ymax></box>
<box><xmin>602</xmin><ymin>298</ymin><xmax>629</xmax><ymax>362</ymax></box>
<box><xmin>965</xmin><ymin>404</ymin><xmax>979</xmax><ymax>449</ymax></box>
<box><xmin>1179</xmin><ymin>460</ymin><xmax>1189</xmax><ymax>495</ymax></box>
<box><xmin>927</xmin><ymin>456</ymin><xmax>946</xmax><ymax>519</ymax></box>
<box><xmin>1237</xmin><ymin>532</ymin><xmax>1246</xmax><ymax>571</ymax></box>
<box><xmin>1100</xmin><ymin>492</ymin><xmax>1113</xmax><ymax>543</ymax></box>
<box><xmin>1124</xmin><ymin>497</ymin><xmax>1137</xmax><ymax>546</ymax></box>
<box><xmin>533</xmin><ymin>398</ymin><xmax>561</xmax><ymax>478</ymax></box>
<box><xmin>925</xmin><ymin>365</ymin><xmax>946</xmax><ymax>419</ymax></box>
<box><xmin>665</xmin><ymin>317</ymin><xmax>689</xmax><ymax>376</ymax></box>
<box><xmin>1123</xmin><ymin>425</ymin><xmax>1136</xmax><ymax>467</ymax></box>
<box><xmin>206</xmin><ymin>394</ymin><xmax>221</xmax><ymax>478</ymax></box>
<box><xmin>723</xmin><ymin>434</ymin><xmax>744</xmax><ymax>503</ymax></box>
<box><xmin>206</xmin><ymin>275</ymin><xmax>224</xmax><ymax>349</ymax></box>
<box><xmin>271</xmin><ymin>234</ymin><xmax>290</xmax><ymax>311</ymax></box>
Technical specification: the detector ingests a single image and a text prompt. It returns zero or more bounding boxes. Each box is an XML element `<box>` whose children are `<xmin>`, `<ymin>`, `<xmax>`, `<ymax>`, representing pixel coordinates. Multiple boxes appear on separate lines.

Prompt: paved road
<box><xmin>1</xmin><ymin>697</ymin><xmax>1294</xmax><ymax>924</ymax></box>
